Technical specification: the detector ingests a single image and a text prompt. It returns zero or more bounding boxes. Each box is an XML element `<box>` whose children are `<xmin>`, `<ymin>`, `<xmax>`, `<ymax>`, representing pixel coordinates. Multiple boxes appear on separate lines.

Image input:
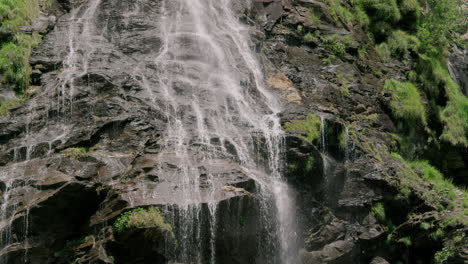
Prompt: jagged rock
<box><xmin>300</xmin><ymin>240</ymin><xmax>357</xmax><ymax>264</ymax></box>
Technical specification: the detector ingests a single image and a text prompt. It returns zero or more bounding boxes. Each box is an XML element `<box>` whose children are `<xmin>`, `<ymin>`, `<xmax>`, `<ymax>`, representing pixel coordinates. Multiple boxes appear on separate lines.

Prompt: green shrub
<box><xmin>371</xmin><ymin>202</ymin><xmax>386</xmax><ymax>222</ymax></box>
<box><xmin>434</xmin><ymin>245</ymin><xmax>455</xmax><ymax>264</ymax></box>
<box><xmin>383</xmin><ymin>79</ymin><xmax>426</xmax><ymax>127</ymax></box>
<box><xmin>61</xmin><ymin>147</ymin><xmax>89</xmax><ymax>160</ymax></box>
<box><xmin>323</xmin><ymin>35</ymin><xmax>346</xmax><ymax>57</ymax></box>
<box><xmin>398</xmin><ymin>236</ymin><xmax>412</xmax><ymax>247</ymax></box>
<box><xmin>0</xmin><ymin>33</ymin><xmax>41</xmax><ymax>93</ymax></box>
<box><xmin>325</xmin><ymin>0</ymin><xmax>354</xmax><ymax>25</ymax></box>
<box><xmin>297</xmin><ymin>25</ymin><xmax>303</xmax><ymax>33</ymax></box>
<box><xmin>357</xmin><ymin>0</ymin><xmax>401</xmax><ymax>23</ymax></box>
<box><xmin>284</xmin><ymin>113</ymin><xmax>322</xmax><ymax>145</ymax></box>
<box><xmin>0</xmin><ymin>0</ymin><xmax>40</xmax><ymax>32</ymax></box>
<box><xmin>304</xmin><ymin>32</ymin><xmax>315</xmax><ymax>42</ymax></box>
<box><xmin>0</xmin><ymin>0</ymin><xmax>42</xmax><ymax>94</ymax></box>
<box><xmin>354</xmin><ymin>5</ymin><xmax>370</xmax><ymax>28</ymax></box>
<box><xmin>113</xmin><ymin>207</ymin><xmax>173</xmax><ymax>235</ymax></box>
<box><xmin>420</xmin><ymin>221</ymin><xmax>431</xmax><ymax>230</ymax></box>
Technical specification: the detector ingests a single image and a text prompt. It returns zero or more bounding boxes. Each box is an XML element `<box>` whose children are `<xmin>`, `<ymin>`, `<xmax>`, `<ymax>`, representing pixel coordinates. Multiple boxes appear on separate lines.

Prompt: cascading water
<box><xmin>141</xmin><ymin>0</ymin><xmax>299</xmax><ymax>262</ymax></box>
<box><xmin>1</xmin><ymin>0</ymin><xmax>300</xmax><ymax>263</ymax></box>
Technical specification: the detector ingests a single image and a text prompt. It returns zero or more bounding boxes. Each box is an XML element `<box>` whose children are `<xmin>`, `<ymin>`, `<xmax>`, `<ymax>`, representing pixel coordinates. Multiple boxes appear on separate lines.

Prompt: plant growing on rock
<box><xmin>113</xmin><ymin>207</ymin><xmax>173</xmax><ymax>237</ymax></box>
<box><xmin>61</xmin><ymin>147</ymin><xmax>89</xmax><ymax>160</ymax></box>
<box><xmin>284</xmin><ymin>113</ymin><xmax>321</xmax><ymax>145</ymax></box>
<box><xmin>383</xmin><ymin>79</ymin><xmax>427</xmax><ymax>129</ymax></box>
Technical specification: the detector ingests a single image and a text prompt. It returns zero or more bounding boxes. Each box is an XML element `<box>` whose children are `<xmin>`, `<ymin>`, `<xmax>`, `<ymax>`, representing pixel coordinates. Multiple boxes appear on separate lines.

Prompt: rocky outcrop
<box><xmin>0</xmin><ymin>0</ymin><xmax>466</xmax><ymax>263</ymax></box>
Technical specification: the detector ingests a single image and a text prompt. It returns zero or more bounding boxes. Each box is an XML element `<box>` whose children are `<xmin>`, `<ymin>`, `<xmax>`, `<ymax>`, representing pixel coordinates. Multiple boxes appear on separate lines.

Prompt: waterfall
<box><xmin>1</xmin><ymin>0</ymin><xmax>300</xmax><ymax>262</ymax></box>
<box><xmin>141</xmin><ymin>0</ymin><xmax>298</xmax><ymax>262</ymax></box>
<box><xmin>146</xmin><ymin>0</ymin><xmax>298</xmax><ymax>262</ymax></box>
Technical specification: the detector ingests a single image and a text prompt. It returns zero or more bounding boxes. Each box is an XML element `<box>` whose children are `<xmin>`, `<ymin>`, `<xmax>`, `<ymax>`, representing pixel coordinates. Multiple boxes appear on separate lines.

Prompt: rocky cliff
<box><xmin>0</xmin><ymin>0</ymin><xmax>466</xmax><ymax>264</ymax></box>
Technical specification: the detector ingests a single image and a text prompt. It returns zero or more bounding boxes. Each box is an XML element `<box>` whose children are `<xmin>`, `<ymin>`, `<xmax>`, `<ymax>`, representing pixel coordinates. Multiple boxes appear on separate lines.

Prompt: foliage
<box><xmin>0</xmin><ymin>33</ymin><xmax>41</xmax><ymax>93</ymax></box>
<box><xmin>284</xmin><ymin>113</ymin><xmax>322</xmax><ymax>145</ymax></box>
<box><xmin>0</xmin><ymin>0</ymin><xmax>40</xmax><ymax>32</ymax></box>
<box><xmin>383</xmin><ymin>79</ymin><xmax>426</xmax><ymax>128</ymax></box>
<box><xmin>61</xmin><ymin>147</ymin><xmax>89</xmax><ymax>160</ymax></box>
<box><xmin>417</xmin><ymin>0</ymin><xmax>463</xmax><ymax>56</ymax></box>
<box><xmin>434</xmin><ymin>245</ymin><xmax>455</xmax><ymax>263</ymax></box>
<box><xmin>308</xmin><ymin>8</ymin><xmax>320</xmax><ymax>24</ymax></box>
<box><xmin>371</xmin><ymin>202</ymin><xmax>386</xmax><ymax>222</ymax></box>
<box><xmin>409</xmin><ymin>161</ymin><xmax>457</xmax><ymax>201</ymax></box>
<box><xmin>297</xmin><ymin>25</ymin><xmax>303</xmax><ymax>33</ymax></box>
<box><xmin>375</xmin><ymin>43</ymin><xmax>391</xmax><ymax>61</ymax></box>
<box><xmin>0</xmin><ymin>0</ymin><xmax>43</xmax><ymax>94</ymax></box>
<box><xmin>385</xmin><ymin>30</ymin><xmax>420</xmax><ymax>62</ymax></box>
<box><xmin>303</xmin><ymin>32</ymin><xmax>315</xmax><ymax>42</ymax></box>
<box><xmin>322</xmin><ymin>35</ymin><xmax>346</xmax><ymax>57</ymax></box>
<box><xmin>113</xmin><ymin>207</ymin><xmax>173</xmax><ymax>235</ymax></box>
<box><xmin>337</xmin><ymin>72</ymin><xmax>354</xmax><ymax>96</ymax></box>
<box><xmin>357</xmin><ymin>0</ymin><xmax>401</xmax><ymax>23</ymax></box>
<box><xmin>397</xmin><ymin>236</ymin><xmax>412</xmax><ymax>247</ymax></box>
<box><xmin>417</xmin><ymin>56</ymin><xmax>468</xmax><ymax>146</ymax></box>
<box><xmin>324</xmin><ymin>0</ymin><xmax>354</xmax><ymax>25</ymax></box>
<box><xmin>0</xmin><ymin>95</ymin><xmax>28</xmax><ymax>115</ymax></box>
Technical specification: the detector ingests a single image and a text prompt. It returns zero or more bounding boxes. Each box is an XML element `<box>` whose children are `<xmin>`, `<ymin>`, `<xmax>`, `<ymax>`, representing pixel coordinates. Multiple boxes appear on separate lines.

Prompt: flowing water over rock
<box><xmin>0</xmin><ymin>0</ymin><xmax>299</xmax><ymax>263</ymax></box>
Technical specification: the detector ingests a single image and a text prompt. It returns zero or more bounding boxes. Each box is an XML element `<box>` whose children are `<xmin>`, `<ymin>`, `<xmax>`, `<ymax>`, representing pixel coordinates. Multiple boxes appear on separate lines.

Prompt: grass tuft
<box><xmin>113</xmin><ymin>207</ymin><xmax>173</xmax><ymax>235</ymax></box>
<box><xmin>284</xmin><ymin>113</ymin><xmax>322</xmax><ymax>145</ymax></box>
<box><xmin>383</xmin><ymin>79</ymin><xmax>426</xmax><ymax>128</ymax></box>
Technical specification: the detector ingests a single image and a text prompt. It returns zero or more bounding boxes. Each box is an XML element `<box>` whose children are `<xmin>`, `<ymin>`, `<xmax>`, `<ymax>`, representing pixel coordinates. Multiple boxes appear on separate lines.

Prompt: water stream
<box><xmin>0</xmin><ymin>0</ymin><xmax>300</xmax><ymax>263</ymax></box>
<box><xmin>144</xmin><ymin>0</ymin><xmax>298</xmax><ymax>262</ymax></box>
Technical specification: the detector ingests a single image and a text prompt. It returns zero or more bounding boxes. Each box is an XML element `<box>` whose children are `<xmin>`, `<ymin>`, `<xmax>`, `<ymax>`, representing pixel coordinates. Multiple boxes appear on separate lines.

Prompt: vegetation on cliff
<box><xmin>113</xmin><ymin>207</ymin><xmax>173</xmax><ymax>236</ymax></box>
<box><xmin>322</xmin><ymin>0</ymin><xmax>467</xmax><ymax>148</ymax></box>
<box><xmin>0</xmin><ymin>0</ymin><xmax>43</xmax><ymax>93</ymax></box>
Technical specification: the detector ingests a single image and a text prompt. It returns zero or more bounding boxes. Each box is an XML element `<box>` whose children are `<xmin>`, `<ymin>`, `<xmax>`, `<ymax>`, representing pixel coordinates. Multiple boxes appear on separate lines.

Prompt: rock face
<box><xmin>0</xmin><ymin>0</ymin><xmax>466</xmax><ymax>264</ymax></box>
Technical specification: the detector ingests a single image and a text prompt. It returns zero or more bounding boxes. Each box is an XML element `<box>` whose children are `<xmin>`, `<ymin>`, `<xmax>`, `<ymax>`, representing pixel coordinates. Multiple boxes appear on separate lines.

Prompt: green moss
<box><xmin>0</xmin><ymin>95</ymin><xmax>28</xmax><ymax>115</ymax></box>
<box><xmin>61</xmin><ymin>147</ymin><xmax>89</xmax><ymax>160</ymax></box>
<box><xmin>397</xmin><ymin>184</ymin><xmax>411</xmax><ymax>199</ymax></box>
<box><xmin>284</xmin><ymin>113</ymin><xmax>321</xmax><ymax>145</ymax></box>
<box><xmin>113</xmin><ymin>207</ymin><xmax>173</xmax><ymax>237</ymax></box>
<box><xmin>338</xmin><ymin>129</ymin><xmax>346</xmax><ymax>150</ymax></box>
<box><xmin>305</xmin><ymin>155</ymin><xmax>315</xmax><ymax>172</ymax></box>
<box><xmin>383</xmin><ymin>79</ymin><xmax>426</xmax><ymax>127</ymax></box>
